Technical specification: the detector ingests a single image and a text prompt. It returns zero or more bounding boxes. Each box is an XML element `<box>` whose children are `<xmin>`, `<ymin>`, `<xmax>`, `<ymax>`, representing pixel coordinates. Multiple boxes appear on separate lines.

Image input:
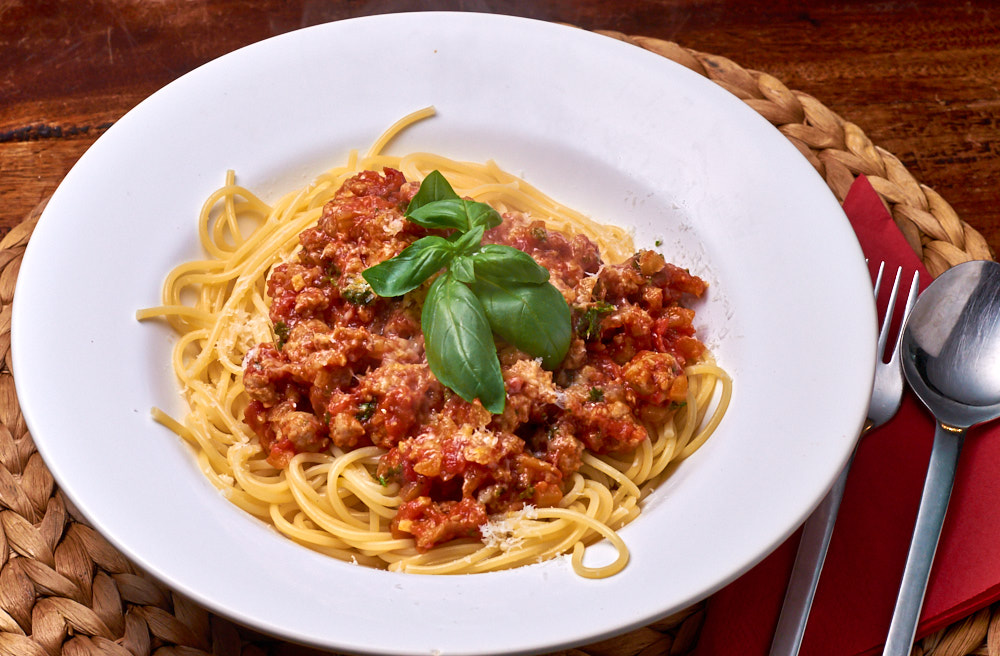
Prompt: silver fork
<box><xmin>769</xmin><ymin>262</ymin><xmax>921</xmax><ymax>656</ymax></box>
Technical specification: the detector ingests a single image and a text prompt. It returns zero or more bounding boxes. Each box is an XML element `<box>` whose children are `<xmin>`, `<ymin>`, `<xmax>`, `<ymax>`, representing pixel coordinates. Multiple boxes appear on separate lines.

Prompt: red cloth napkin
<box><xmin>694</xmin><ymin>175</ymin><xmax>1000</xmax><ymax>656</ymax></box>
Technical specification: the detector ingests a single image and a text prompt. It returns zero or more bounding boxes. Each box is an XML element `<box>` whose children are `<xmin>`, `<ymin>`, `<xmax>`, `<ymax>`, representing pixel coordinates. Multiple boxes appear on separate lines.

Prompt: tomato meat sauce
<box><xmin>242</xmin><ymin>169</ymin><xmax>708</xmax><ymax>551</ymax></box>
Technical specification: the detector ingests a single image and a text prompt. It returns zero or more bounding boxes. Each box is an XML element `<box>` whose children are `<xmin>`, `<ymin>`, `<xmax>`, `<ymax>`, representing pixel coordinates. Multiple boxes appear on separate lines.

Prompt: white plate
<box><xmin>12</xmin><ymin>12</ymin><xmax>875</xmax><ymax>656</ymax></box>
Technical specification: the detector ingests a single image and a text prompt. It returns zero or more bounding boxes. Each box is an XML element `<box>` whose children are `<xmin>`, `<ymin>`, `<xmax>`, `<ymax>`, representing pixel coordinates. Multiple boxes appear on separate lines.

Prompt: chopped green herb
<box><xmin>340</xmin><ymin>275</ymin><xmax>376</xmax><ymax>305</ymax></box>
<box><xmin>588</xmin><ymin>387</ymin><xmax>605</xmax><ymax>402</ymax></box>
<box><xmin>575</xmin><ymin>302</ymin><xmax>614</xmax><ymax>341</ymax></box>
<box><xmin>273</xmin><ymin>321</ymin><xmax>290</xmax><ymax>349</ymax></box>
<box><xmin>355</xmin><ymin>400</ymin><xmax>377</xmax><ymax>422</ymax></box>
<box><xmin>518</xmin><ymin>486</ymin><xmax>536</xmax><ymax>500</ymax></box>
<box><xmin>376</xmin><ymin>464</ymin><xmax>402</xmax><ymax>487</ymax></box>
<box><xmin>323</xmin><ymin>262</ymin><xmax>341</xmax><ymax>284</ymax></box>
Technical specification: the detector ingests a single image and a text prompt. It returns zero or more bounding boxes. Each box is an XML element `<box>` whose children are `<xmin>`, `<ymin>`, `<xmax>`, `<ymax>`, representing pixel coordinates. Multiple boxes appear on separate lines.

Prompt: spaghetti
<box><xmin>138</xmin><ymin>108</ymin><xmax>731</xmax><ymax>578</ymax></box>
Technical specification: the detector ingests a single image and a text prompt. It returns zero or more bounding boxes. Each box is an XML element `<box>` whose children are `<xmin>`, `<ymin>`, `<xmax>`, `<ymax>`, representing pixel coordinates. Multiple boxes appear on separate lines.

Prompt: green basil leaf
<box><xmin>406</xmin><ymin>198</ymin><xmax>471</xmax><ymax>231</ymax></box>
<box><xmin>450</xmin><ymin>255</ymin><xmax>476</xmax><ymax>284</ymax></box>
<box><xmin>449</xmin><ymin>224</ymin><xmax>485</xmax><ymax>256</ymax></box>
<box><xmin>465</xmin><ymin>201</ymin><xmax>502</xmax><ymax>231</ymax></box>
<box><xmin>422</xmin><ymin>274</ymin><xmax>506</xmax><ymax>414</ymax></box>
<box><xmin>470</xmin><ymin>278</ymin><xmax>571</xmax><ymax>369</ymax></box>
<box><xmin>407</xmin><ymin>198</ymin><xmax>501</xmax><ymax>233</ymax></box>
<box><xmin>472</xmin><ymin>244</ymin><xmax>549</xmax><ymax>284</ymax></box>
<box><xmin>362</xmin><ymin>236</ymin><xmax>454</xmax><ymax>297</ymax></box>
<box><xmin>407</xmin><ymin>170</ymin><xmax>460</xmax><ymax>214</ymax></box>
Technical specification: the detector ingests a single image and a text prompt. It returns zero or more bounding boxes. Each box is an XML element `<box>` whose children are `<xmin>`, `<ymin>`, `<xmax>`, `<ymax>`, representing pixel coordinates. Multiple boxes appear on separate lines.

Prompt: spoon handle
<box><xmin>882</xmin><ymin>423</ymin><xmax>966</xmax><ymax>656</ymax></box>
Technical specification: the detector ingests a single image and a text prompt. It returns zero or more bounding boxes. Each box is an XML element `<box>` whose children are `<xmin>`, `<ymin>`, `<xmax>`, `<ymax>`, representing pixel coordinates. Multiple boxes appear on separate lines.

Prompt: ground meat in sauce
<box><xmin>241</xmin><ymin>168</ymin><xmax>708</xmax><ymax>551</ymax></box>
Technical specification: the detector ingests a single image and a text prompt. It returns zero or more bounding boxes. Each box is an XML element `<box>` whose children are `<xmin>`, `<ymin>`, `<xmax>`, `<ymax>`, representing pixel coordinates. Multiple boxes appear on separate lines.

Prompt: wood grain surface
<box><xmin>3</xmin><ymin>1</ymin><xmax>1000</xmax><ymax>253</ymax></box>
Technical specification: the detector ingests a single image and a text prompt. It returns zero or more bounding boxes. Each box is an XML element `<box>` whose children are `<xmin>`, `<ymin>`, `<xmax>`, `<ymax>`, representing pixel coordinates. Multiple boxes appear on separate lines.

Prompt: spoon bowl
<box><xmin>883</xmin><ymin>259</ymin><xmax>1000</xmax><ymax>655</ymax></box>
<box><xmin>902</xmin><ymin>260</ymin><xmax>1000</xmax><ymax>427</ymax></box>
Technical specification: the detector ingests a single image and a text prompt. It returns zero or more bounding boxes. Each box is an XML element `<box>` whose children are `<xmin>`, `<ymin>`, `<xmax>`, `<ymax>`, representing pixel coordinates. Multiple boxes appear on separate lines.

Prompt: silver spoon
<box><xmin>882</xmin><ymin>259</ymin><xmax>1000</xmax><ymax>655</ymax></box>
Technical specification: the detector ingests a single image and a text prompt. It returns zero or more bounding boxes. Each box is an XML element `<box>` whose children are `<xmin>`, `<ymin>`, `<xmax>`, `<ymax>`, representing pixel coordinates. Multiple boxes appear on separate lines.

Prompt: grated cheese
<box><xmin>480</xmin><ymin>506</ymin><xmax>538</xmax><ymax>552</ymax></box>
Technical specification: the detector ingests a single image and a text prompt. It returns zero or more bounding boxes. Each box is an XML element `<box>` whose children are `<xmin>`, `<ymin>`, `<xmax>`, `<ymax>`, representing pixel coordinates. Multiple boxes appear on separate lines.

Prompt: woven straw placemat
<box><xmin>1</xmin><ymin>33</ymin><xmax>995</xmax><ymax>656</ymax></box>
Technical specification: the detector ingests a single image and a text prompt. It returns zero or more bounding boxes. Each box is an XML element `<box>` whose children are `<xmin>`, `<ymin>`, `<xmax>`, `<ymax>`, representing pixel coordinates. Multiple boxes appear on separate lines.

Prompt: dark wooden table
<box><xmin>4</xmin><ymin>0</ymin><xmax>1000</xmax><ymax>253</ymax></box>
<box><xmin>4</xmin><ymin>2</ymin><xmax>1000</xmax><ymax>655</ymax></box>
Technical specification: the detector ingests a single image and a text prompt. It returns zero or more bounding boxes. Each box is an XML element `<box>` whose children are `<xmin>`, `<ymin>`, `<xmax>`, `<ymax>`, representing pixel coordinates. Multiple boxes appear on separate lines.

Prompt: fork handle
<box><xmin>881</xmin><ymin>423</ymin><xmax>966</xmax><ymax>656</ymax></box>
<box><xmin>768</xmin><ymin>443</ymin><xmax>858</xmax><ymax>656</ymax></box>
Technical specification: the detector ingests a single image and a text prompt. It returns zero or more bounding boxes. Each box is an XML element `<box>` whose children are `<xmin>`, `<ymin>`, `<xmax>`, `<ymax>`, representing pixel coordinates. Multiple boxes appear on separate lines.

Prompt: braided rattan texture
<box><xmin>2</xmin><ymin>34</ymin><xmax>995</xmax><ymax>656</ymax></box>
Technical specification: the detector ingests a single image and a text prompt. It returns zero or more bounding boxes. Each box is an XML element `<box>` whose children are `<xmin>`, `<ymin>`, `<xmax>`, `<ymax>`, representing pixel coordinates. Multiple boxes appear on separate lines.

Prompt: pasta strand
<box><xmin>138</xmin><ymin>108</ymin><xmax>730</xmax><ymax>577</ymax></box>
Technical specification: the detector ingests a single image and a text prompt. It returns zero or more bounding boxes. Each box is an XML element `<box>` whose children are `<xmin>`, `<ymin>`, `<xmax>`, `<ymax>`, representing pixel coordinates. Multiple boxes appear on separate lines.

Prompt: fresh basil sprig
<box><xmin>421</xmin><ymin>273</ymin><xmax>505</xmax><ymax>412</ymax></box>
<box><xmin>469</xmin><ymin>277</ymin><xmax>570</xmax><ymax>370</ymax></box>
<box><xmin>361</xmin><ymin>170</ymin><xmax>571</xmax><ymax>413</ymax></box>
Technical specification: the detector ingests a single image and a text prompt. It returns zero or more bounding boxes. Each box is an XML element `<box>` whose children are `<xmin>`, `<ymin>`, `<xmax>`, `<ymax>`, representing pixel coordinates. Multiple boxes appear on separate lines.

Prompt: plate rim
<box><xmin>11</xmin><ymin>12</ymin><xmax>876</xmax><ymax>655</ymax></box>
